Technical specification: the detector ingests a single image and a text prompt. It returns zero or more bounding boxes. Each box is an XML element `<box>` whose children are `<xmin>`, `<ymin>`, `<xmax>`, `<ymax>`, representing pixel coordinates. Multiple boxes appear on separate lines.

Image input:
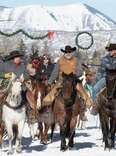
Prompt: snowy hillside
<box><xmin>0</xmin><ymin>113</ymin><xmax>115</xmax><ymax>156</ymax></box>
<box><xmin>0</xmin><ymin>3</ymin><xmax>116</xmax><ymax>31</ymax></box>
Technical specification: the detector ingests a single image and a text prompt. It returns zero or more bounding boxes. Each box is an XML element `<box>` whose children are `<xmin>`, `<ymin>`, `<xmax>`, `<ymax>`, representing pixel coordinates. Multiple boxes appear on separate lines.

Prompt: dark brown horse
<box><xmin>25</xmin><ymin>79</ymin><xmax>53</xmax><ymax>144</ymax></box>
<box><xmin>97</xmin><ymin>69</ymin><xmax>116</xmax><ymax>149</ymax></box>
<box><xmin>52</xmin><ymin>73</ymin><xmax>81</xmax><ymax>151</ymax></box>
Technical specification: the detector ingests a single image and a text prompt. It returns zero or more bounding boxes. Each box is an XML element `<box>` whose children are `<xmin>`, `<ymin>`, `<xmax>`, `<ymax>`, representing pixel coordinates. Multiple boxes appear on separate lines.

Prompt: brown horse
<box><xmin>97</xmin><ymin>69</ymin><xmax>116</xmax><ymax>149</ymax></box>
<box><xmin>0</xmin><ymin>123</ymin><xmax>4</xmax><ymax>145</ymax></box>
<box><xmin>25</xmin><ymin>79</ymin><xmax>53</xmax><ymax>144</ymax></box>
<box><xmin>52</xmin><ymin>73</ymin><xmax>81</xmax><ymax>151</ymax></box>
<box><xmin>0</xmin><ymin>89</ymin><xmax>9</xmax><ymax>145</ymax></box>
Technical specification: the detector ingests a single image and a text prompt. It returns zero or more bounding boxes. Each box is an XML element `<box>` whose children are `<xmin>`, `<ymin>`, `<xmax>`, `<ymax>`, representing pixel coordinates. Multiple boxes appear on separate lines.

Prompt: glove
<box><xmin>4</xmin><ymin>73</ymin><xmax>12</xmax><ymax>79</ymax></box>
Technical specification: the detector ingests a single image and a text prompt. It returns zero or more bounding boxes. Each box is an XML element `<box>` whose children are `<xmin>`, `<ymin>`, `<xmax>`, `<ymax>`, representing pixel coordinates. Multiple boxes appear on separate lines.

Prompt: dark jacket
<box><xmin>41</xmin><ymin>63</ymin><xmax>55</xmax><ymax>81</ymax></box>
<box><xmin>0</xmin><ymin>60</ymin><xmax>29</xmax><ymax>80</ymax></box>
<box><xmin>98</xmin><ymin>54</ymin><xmax>116</xmax><ymax>79</ymax></box>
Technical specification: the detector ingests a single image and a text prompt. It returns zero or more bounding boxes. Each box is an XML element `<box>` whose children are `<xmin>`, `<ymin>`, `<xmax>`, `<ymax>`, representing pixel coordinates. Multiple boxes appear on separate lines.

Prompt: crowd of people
<box><xmin>0</xmin><ymin>42</ymin><xmax>116</xmax><ymax>127</ymax></box>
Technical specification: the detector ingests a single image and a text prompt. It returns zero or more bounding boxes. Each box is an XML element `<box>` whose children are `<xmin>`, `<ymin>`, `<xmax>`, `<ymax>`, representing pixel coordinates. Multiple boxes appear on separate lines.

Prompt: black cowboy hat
<box><xmin>60</xmin><ymin>45</ymin><xmax>76</xmax><ymax>53</ymax></box>
<box><xmin>6</xmin><ymin>50</ymin><xmax>24</xmax><ymax>60</ymax></box>
<box><xmin>105</xmin><ymin>43</ymin><xmax>116</xmax><ymax>51</ymax></box>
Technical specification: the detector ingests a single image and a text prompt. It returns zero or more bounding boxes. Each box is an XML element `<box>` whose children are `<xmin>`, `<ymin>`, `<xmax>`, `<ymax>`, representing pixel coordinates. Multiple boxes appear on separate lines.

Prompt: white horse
<box><xmin>2</xmin><ymin>74</ymin><xmax>26</xmax><ymax>154</ymax></box>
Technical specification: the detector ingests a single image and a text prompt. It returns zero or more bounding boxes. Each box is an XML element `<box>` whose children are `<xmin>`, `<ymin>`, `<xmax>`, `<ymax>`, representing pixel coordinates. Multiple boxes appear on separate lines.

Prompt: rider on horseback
<box><xmin>0</xmin><ymin>50</ymin><xmax>30</xmax><ymax>144</ymax></box>
<box><xmin>91</xmin><ymin>43</ymin><xmax>116</xmax><ymax>115</ymax></box>
<box><xmin>43</xmin><ymin>45</ymin><xmax>93</xmax><ymax>120</ymax></box>
<box><xmin>41</xmin><ymin>54</ymin><xmax>55</xmax><ymax>82</ymax></box>
<box><xmin>26</xmin><ymin>51</ymin><xmax>42</xmax><ymax>81</ymax></box>
<box><xmin>80</xmin><ymin>67</ymin><xmax>96</xmax><ymax>102</ymax></box>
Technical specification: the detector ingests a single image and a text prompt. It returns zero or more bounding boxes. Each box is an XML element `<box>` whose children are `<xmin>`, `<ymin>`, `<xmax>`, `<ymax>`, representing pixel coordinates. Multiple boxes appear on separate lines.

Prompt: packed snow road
<box><xmin>0</xmin><ymin>113</ymin><xmax>115</xmax><ymax>156</ymax></box>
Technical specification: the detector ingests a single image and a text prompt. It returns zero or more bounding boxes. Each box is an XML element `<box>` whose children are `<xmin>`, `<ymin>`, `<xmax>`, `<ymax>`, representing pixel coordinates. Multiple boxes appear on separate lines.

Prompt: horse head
<box><xmin>25</xmin><ymin>78</ymin><xmax>46</xmax><ymax>110</ymax></box>
<box><xmin>106</xmin><ymin>69</ymin><xmax>116</xmax><ymax>99</ymax></box>
<box><xmin>61</xmin><ymin>72</ymin><xmax>77</xmax><ymax>101</ymax></box>
<box><xmin>6</xmin><ymin>73</ymin><xmax>23</xmax><ymax>107</ymax></box>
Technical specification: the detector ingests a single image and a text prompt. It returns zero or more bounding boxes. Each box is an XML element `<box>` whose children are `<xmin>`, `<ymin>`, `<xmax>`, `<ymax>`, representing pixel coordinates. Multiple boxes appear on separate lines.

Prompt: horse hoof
<box><xmin>104</xmin><ymin>144</ymin><xmax>110</xmax><ymax>150</ymax></box>
<box><xmin>40</xmin><ymin>141</ymin><xmax>47</xmax><ymax>145</ymax></box>
<box><xmin>32</xmin><ymin>136</ymin><xmax>38</xmax><ymax>141</ymax></box>
<box><xmin>68</xmin><ymin>144</ymin><xmax>74</xmax><ymax>148</ymax></box>
<box><xmin>7</xmin><ymin>150</ymin><xmax>14</xmax><ymax>155</ymax></box>
<box><xmin>16</xmin><ymin>147</ymin><xmax>22</xmax><ymax>153</ymax></box>
<box><xmin>60</xmin><ymin>146</ymin><xmax>68</xmax><ymax>151</ymax></box>
<box><xmin>68</xmin><ymin>140</ymin><xmax>74</xmax><ymax>149</ymax></box>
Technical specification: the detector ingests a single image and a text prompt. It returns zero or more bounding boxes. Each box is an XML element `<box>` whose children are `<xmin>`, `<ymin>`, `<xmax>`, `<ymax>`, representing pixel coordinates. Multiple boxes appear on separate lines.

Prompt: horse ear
<box><xmin>69</xmin><ymin>72</ymin><xmax>74</xmax><ymax>77</ymax></box>
<box><xmin>62</xmin><ymin>72</ymin><xmax>65</xmax><ymax>77</ymax></box>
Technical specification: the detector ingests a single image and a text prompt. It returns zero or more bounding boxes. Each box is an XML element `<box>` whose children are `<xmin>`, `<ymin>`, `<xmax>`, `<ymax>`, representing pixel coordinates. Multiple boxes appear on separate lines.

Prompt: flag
<box><xmin>47</xmin><ymin>31</ymin><xmax>55</xmax><ymax>40</ymax></box>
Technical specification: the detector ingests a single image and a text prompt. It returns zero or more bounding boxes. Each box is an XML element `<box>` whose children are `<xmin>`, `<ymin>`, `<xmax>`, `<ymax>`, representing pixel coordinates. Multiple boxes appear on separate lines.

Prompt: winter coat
<box><xmin>41</xmin><ymin>63</ymin><xmax>55</xmax><ymax>80</ymax></box>
<box><xmin>98</xmin><ymin>54</ymin><xmax>116</xmax><ymax>79</ymax></box>
<box><xmin>48</xmin><ymin>55</ymin><xmax>83</xmax><ymax>85</ymax></box>
<box><xmin>58</xmin><ymin>56</ymin><xmax>77</xmax><ymax>75</ymax></box>
<box><xmin>0</xmin><ymin>60</ymin><xmax>29</xmax><ymax>80</ymax></box>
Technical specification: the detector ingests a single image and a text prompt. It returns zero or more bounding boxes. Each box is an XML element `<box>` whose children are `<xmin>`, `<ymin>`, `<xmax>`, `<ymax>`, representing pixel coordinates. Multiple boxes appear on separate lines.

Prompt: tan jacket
<box><xmin>58</xmin><ymin>56</ymin><xmax>77</xmax><ymax>75</ymax></box>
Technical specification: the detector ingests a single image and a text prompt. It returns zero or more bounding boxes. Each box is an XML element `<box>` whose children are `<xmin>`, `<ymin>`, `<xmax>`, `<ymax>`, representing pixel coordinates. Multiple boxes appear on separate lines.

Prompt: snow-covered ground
<box><xmin>0</xmin><ymin>113</ymin><xmax>116</xmax><ymax>156</ymax></box>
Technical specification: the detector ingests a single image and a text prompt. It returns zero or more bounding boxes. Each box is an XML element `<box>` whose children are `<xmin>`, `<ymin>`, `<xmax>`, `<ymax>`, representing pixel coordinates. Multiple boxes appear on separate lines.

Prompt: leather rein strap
<box><xmin>4</xmin><ymin>100</ymin><xmax>24</xmax><ymax>110</ymax></box>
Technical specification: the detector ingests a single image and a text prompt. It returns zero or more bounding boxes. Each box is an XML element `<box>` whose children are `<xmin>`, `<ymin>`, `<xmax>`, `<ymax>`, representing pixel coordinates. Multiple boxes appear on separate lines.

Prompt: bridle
<box><xmin>4</xmin><ymin>80</ymin><xmax>24</xmax><ymax>110</ymax></box>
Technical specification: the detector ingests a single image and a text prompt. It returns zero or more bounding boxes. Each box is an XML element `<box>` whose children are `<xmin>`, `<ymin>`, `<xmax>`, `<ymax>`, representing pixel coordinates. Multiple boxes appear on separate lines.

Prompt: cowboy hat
<box><xmin>6</xmin><ymin>50</ymin><xmax>24</xmax><ymax>60</ymax></box>
<box><xmin>105</xmin><ymin>43</ymin><xmax>116</xmax><ymax>51</ymax></box>
<box><xmin>60</xmin><ymin>45</ymin><xmax>76</xmax><ymax>53</ymax></box>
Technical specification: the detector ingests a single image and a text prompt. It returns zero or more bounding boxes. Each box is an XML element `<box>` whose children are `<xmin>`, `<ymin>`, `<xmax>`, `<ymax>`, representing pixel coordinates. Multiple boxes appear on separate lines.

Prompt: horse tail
<box><xmin>50</xmin><ymin>123</ymin><xmax>55</xmax><ymax>142</ymax></box>
<box><xmin>12</xmin><ymin>124</ymin><xmax>18</xmax><ymax>143</ymax></box>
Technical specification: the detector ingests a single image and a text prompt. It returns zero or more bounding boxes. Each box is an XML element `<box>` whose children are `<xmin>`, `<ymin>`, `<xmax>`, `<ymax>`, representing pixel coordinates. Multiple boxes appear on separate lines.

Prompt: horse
<box><xmin>0</xmin><ymin>79</ymin><xmax>14</xmax><ymax>146</ymax></box>
<box><xmin>2</xmin><ymin>74</ymin><xmax>26</xmax><ymax>154</ymax></box>
<box><xmin>97</xmin><ymin>69</ymin><xmax>116</xmax><ymax>149</ymax></box>
<box><xmin>0</xmin><ymin>92</ymin><xmax>5</xmax><ymax>145</ymax></box>
<box><xmin>52</xmin><ymin>72</ymin><xmax>81</xmax><ymax>151</ymax></box>
<box><xmin>25</xmin><ymin>78</ymin><xmax>54</xmax><ymax>144</ymax></box>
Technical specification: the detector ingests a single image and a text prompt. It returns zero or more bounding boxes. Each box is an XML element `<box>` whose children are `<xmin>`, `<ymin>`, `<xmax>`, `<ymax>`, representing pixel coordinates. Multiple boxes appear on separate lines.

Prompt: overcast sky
<box><xmin>0</xmin><ymin>0</ymin><xmax>116</xmax><ymax>22</ymax></box>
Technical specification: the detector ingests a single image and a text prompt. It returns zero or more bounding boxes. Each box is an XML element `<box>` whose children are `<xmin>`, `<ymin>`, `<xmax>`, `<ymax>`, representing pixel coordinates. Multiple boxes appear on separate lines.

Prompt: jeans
<box><xmin>93</xmin><ymin>78</ymin><xmax>106</xmax><ymax>101</ymax></box>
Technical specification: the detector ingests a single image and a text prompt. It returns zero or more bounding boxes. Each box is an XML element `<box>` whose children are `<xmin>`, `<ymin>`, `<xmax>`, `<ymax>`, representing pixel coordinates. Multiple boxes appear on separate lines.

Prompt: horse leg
<box><xmin>38</xmin><ymin>122</ymin><xmax>44</xmax><ymax>144</ymax></box>
<box><xmin>29</xmin><ymin>123</ymin><xmax>35</xmax><ymax>140</ymax></box>
<box><xmin>5</xmin><ymin>122</ymin><xmax>14</xmax><ymax>155</ymax></box>
<box><xmin>0</xmin><ymin>123</ymin><xmax>4</xmax><ymax>145</ymax></box>
<box><xmin>50</xmin><ymin>123</ymin><xmax>55</xmax><ymax>142</ymax></box>
<box><xmin>99</xmin><ymin>114</ymin><xmax>109</xmax><ymax>149</ymax></box>
<box><xmin>68</xmin><ymin>116</ymin><xmax>77</xmax><ymax>148</ymax></box>
<box><xmin>59</xmin><ymin>120</ymin><xmax>67</xmax><ymax>151</ymax></box>
<box><xmin>109</xmin><ymin>118</ymin><xmax>116</xmax><ymax>148</ymax></box>
<box><xmin>43</xmin><ymin>123</ymin><xmax>49</xmax><ymax>145</ymax></box>
<box><xmin>76</xmin><ymin>115</ymin><xmax>80</xmax><ymax>129</ymax></box>
<box><xmin>15</xmin><ymin>121</ymin><xmax>25</xmax><ymax>153</ymax></box>
<box><xmin>104</xmin><ymin>120</ymin><xmax>109</xmax><ymax>149</ymax></box>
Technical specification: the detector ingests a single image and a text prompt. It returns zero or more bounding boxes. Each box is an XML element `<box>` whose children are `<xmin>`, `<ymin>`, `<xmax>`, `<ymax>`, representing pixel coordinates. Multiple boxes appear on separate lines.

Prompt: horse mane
<box><xmin>106</xmin><ymin>68</ymin><xmax>116</xmax><ymax>74</ymax></box>
<box><xmin>105</xmin><ymin>68</ymin><xmax>116</xmax><ymax>99</ymax></box>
